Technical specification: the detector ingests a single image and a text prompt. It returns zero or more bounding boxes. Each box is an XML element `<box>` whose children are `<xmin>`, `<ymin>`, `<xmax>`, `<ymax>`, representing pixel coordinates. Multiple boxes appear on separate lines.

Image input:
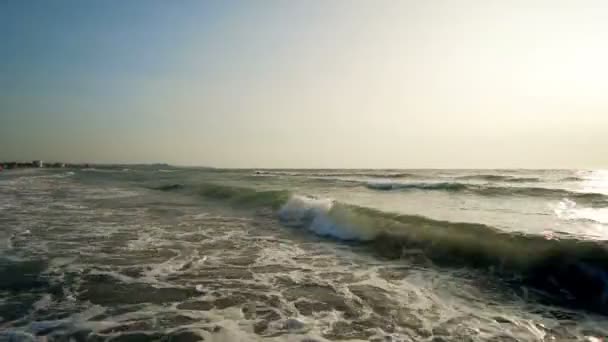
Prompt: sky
<box><xmin>1</xmin><ymin>0</ymin><xmax>607</xmax><ymax>168</ymax></box>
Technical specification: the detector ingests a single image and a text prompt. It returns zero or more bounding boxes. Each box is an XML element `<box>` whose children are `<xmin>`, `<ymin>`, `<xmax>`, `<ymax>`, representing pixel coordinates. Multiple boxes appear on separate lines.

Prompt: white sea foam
<box><xmin>278</xmin><ymin>194</ymin><xmax>364</xmax><ymax>240</ymax></box>
<box><xmin>555</xmin><ymin>198</ymin><xmax>608</xmax><ymax>225</ymax></box>
<box><xmin>278</xmin><ymin>195</ymin><xmax>375</xmax><ymax>241</ymax></box>
<box><xmin>3</xmin><ymin>168</ymin><xmax>608</xmax><ymax>341</ymax></box>
<box><xmin>278</xmin><ymin>195</ymin><xmax>333</xmax><ymax>227</ymax></box>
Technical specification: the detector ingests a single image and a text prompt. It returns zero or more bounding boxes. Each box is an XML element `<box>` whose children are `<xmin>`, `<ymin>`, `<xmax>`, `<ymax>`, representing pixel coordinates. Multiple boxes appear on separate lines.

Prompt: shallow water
<box><xmin>1</xmin><ymin>167</ymin><xmax>608</xmax><ymax>341</ymax></box>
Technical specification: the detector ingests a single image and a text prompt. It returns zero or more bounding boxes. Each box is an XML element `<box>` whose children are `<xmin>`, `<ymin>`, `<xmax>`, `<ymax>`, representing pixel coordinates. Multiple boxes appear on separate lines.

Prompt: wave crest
<box><xmin>278</xmin><ymin>195</ymin><xmax>608</xmax><ymax>313</ymax></box>
<box><xmin>366</xmin><ymin>181</ymin><xmax>467</xmax><ymax>191</ymax></box>
<box><xmin>456</xmin><ymin>174</ymin><xmax>541</xmax><ymax>182</ymax></box>
<box><xmin>255</xmin><ymin>170</ymin><xmax>415</xmax><ymax>178</ymax></box>
<box><xmin>365</xmin><ymin>181</ymin><xmax>608</xmax><ymax>207</ymax></box>
<box><xmin>152</xmin><ymin>182</ymin><xmax>608</xmax><ymax>314</ymax></box>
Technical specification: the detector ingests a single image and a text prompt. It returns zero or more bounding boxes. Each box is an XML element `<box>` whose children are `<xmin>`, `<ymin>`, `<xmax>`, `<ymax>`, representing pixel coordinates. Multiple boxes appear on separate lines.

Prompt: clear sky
<box><xmin>1</xmin><ymin>0</ymin><xmax>607</xmax><ymax>168</ymax></box>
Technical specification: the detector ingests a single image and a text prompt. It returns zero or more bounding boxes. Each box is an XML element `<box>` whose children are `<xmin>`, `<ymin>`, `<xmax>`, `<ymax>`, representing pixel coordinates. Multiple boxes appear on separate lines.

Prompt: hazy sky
<box><xmin>1</xmin><ymin>0</ymin><xmax>607</xmax><ymax>168</ymax></box>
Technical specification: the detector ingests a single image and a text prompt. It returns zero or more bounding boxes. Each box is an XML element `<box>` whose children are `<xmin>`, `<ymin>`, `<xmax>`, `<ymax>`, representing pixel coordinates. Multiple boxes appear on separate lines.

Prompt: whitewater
<box><xmin>1</xmin><ymin>167</ymin><xmax>608</xmax><ymax>341</ymax></box>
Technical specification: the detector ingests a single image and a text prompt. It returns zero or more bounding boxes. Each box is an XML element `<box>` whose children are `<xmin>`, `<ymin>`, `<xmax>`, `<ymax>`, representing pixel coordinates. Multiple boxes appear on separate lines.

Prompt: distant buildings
<box><xmin>0</xmin><ymin>162</ymin><xmax>166</xmax><ymax>170</ymax></box>
<box><xmin>1</xmin><ymin>161</ymin><xmax>69</xmax><ymax>169</ymax></box>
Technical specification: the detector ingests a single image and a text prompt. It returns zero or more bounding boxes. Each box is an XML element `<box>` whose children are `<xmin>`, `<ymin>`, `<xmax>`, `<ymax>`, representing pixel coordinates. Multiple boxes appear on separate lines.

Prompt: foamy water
<box><xmin>1</xmin><ymin>167</ymin><xmax>608</xmax><ymax>341</ymax></box>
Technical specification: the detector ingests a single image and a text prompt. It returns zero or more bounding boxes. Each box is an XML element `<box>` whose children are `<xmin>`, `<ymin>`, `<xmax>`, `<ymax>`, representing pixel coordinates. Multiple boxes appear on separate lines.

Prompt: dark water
<box><xmin>1</xmin><ymin>167</ymin><xmax>608</xmax><ymax>341</ymax></box>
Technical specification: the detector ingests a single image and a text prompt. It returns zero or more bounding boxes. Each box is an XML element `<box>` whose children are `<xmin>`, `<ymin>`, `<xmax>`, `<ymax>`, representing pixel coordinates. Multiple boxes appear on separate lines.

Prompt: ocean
<box><xmin>1</xmin><ymin>167</ymin><xmax>607</xmax><ymax>341</ymax></box>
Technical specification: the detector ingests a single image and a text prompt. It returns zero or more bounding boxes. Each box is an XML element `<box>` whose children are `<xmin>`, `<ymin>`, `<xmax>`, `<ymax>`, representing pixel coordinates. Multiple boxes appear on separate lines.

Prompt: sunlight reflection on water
<box><xmin>580</xmin><ymin>170</ymin><xmax>608</xmax><ymax>195</ymax></box>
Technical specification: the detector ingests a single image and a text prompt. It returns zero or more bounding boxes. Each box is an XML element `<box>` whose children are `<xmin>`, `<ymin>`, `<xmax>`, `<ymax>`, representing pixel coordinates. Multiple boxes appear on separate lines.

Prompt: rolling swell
<box><xmin>154</xmin><ymin>182</ymin><xmax>608</xmax><ymax>314</ymax></box>
<box><xmin>152</xmin><ymin>184</ymin><xmax>184</xmax><ymax>191</ymax></box>
<box><xmin>366</xmin><ymin>182</ymin><xmax>608</xmax><ymax>207</ymax></box>
<box><xmin>455</xmin><ymin>174</ymin><xmax>540</xmax><ymax>182</ymax></box>
<box><xmin>154</xmin><ymin>182</ymin><xmax>289</xmax><ymax>209</ymax></box>
<box><xmin>366</xmin><ymin>182</ymin><xmax>467</xmax><ymax>191</ymax></box>
<box><xmin>477</xmin><ymin>186</ymin><xmax>608</xmax><ymax>206</ymax></box>
<box><xmin>255</xmin><ymin>170</ymin><xmax>415</xmax><ymax>178</ymax></box>
<box><xmin>561</xmin><ymin>176</ymin><xmax>585</xmax><ymax>182</ymax></box>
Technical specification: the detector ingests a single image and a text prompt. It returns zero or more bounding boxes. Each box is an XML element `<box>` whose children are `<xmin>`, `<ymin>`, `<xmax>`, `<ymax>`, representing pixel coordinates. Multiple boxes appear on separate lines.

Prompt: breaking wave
<box><xmin>154</xmin><ymin>182</ymin><xmax>608</xmax><ymax>314</ymax></box>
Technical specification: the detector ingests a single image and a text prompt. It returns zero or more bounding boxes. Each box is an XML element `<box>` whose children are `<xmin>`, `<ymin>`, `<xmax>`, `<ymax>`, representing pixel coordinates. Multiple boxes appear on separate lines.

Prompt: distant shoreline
<box><xmin>0</xmin><ymin>161</ymin><xmax>170</xmax><ymax>170</ymax></box>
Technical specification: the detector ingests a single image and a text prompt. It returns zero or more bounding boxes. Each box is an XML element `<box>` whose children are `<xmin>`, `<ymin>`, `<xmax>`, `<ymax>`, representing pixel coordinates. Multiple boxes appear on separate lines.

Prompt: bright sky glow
<box><xmin>1</xmin><ymin>0</ymin><xmax>607</xmax><ymax>168</ymax></box>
